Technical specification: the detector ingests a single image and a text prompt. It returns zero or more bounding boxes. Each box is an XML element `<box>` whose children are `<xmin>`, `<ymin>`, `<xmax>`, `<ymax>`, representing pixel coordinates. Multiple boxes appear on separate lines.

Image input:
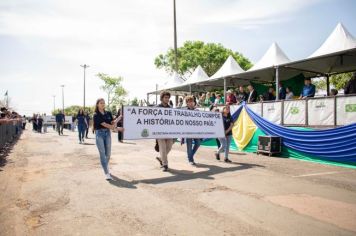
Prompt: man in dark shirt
<box><xmin>278</xmin><ymin>82</ymin><xmax>286</xmax><ymax>100</ymax></box>
<box><xmin>55</xmin><ymin>111</ymin><xmax>65</xmax><ymax>135</ymax></box>
<box><xmin>264</xmin><ymin>87</ymin><xmax>276</xmax><ymax>101</ymax></box>
<box><xmin>156</xmin><ymin>91</ymin><xmax>174</xmax><ymax>172</ymax></box>
<box><xmin>344</xmin><ymin>72</ymin><xmax>356</xmax><ymax>95</ymax></box>
<box><xmin>247</xmin><ymin>85</ymin><xmax>257</xmax><ymax>103</ymax></box>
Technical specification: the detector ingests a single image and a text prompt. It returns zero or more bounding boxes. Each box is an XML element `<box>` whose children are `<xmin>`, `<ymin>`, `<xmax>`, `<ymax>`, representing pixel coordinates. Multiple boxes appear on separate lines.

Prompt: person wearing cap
<box><xmin>344</xmin><ymin>72</ymin><xmax>356</xmax><ymax>95</ymax></box>
<box><xmin>299</xmin><ymin>78</ymin><xmax>315</xmax><ymax>99</ymax></box>
<box><xmin>225</xmin><ymin>90</ymin><xmax>237</xmax><ymax>105</ymax></box>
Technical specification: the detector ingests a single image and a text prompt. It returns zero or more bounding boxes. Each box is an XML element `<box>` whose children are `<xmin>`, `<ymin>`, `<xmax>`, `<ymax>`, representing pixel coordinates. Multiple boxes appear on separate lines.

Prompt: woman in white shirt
<box><xmin>285</xmin><ymin>87</ymin><xmax>294</xmax><ymax>100</ymax></box>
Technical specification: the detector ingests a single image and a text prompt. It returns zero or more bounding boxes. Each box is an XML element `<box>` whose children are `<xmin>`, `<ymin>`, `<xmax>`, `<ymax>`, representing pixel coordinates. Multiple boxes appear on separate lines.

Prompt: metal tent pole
<box><xmin>275</xmin><ymin>66</ymin><xmax>280</xmax><ymax>100</ymax></box>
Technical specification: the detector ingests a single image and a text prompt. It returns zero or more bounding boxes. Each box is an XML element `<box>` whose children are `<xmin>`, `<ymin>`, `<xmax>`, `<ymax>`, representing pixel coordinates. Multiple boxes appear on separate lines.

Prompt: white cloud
<box><xmin>0</xmin><ymin>0</ymin><xmax>323</xmax><ymax>114</ymax></box>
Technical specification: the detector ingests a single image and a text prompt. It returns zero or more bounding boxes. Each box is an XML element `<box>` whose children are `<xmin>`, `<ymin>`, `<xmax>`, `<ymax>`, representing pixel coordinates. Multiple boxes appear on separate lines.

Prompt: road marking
<box><xmin>292</xmin><ymin>171</ymin><xmax>342</xmax><ymax>178</ymax></box>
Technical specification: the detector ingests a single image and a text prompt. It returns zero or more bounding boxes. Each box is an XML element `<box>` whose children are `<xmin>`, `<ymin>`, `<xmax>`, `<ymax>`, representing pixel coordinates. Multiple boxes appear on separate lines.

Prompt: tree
<box><xmin>314</xmin><ymin>72</ymin><xmax>352</xmax><ymax>91</ymax></box>
<box><xmin>130</xmin><ymin>97</ymin><xmax>139</xmax><ymax>106</ymax></box>
<box><xmin>154</xmin><ymin>41</ymin><xmax>253</xmax><ymax>78</ymax></box>
<box><xmin>96</xmin><ymin>73</ymin><xmax>127</xmax><ymax>110</ymax></box>
<box><xmin>52</xmin><ymin>106</ymin><xmax>95</xmax><ymax>116</ymax></box>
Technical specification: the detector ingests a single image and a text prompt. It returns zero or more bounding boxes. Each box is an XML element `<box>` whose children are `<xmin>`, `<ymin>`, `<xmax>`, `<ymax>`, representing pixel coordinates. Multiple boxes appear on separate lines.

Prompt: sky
<box><xmin>0</xmin><ymin>0</ymin><xmax>355</xmax><ymax>115</ymax></box>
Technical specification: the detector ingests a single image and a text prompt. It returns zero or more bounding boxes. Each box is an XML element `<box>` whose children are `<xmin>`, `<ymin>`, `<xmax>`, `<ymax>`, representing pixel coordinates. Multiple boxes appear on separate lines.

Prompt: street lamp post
<box><xmin>60</xmin><ymin>85</ymin><xmax>65</xmax><ymax>113</ymax></box>
<box><xmin>52</xmin><ymin>95</ymin><xmax>56</xmax><ymax>112</ymax></box>
<box><xmin>173</xmin><ymin>0</ymin><xmax>178</xmax><ymax>72</ymax></box>
<box><xmin>80</xmin><ymin>64</ymin><xmax>89</xmax><ymax>109</ymax></box>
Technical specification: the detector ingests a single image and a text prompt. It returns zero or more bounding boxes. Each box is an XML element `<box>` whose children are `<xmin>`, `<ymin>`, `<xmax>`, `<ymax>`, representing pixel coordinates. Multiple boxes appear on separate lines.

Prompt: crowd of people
<box><xmin>175</xmin><ymin>73</ymin><xmax>356</xmax><ymax>109</ymax></box>
<box><xmin>175</xmin><ymin>78</ymin><xmax>318</xmax><ymax>110</ymax></box>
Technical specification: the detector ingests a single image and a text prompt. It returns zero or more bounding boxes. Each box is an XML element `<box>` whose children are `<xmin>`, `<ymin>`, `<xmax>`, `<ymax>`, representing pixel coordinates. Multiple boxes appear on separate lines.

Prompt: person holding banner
<box><xmin>93</xmin><ymin>98</ymin><xmax>124</xmax><ymax>180</ymax></box>
<box><xmin>184</xmin><ymin>96</ymin><xmax>201</xmax><ymax>165</ymax></box>
<box><xmin>156</xmin><ymin>91</ymin><xmax>174</xmax><ymax>172</ymax></box>
<box><xmin>215</xmin><ymin>106</ymin><xmax>233</xmax><ymax>163</ymax></box>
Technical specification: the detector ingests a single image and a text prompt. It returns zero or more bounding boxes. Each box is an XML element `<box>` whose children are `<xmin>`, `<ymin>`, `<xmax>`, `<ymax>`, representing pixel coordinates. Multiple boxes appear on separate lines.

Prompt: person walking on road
<box><xmin>85</xmin><ymin>111</ymin><xmax>91</xmax><ymax>139</ymax></box>
<box><xmin>77</xmin><ymin>109</ymin><xmax>88</xmax><ymax>144</ymax></box>
<box><xmin>215</xmin><ymin>106</ymin><xmax>233</xmax><ymax>163</ymax></box>
<box><xmin>184</xmin><ymin>95</ymin><xmax>201</xmax><ymax>166</ymax></box>
<box><xmin>55</xmin><ymin>110</ymin><xmax>65</xmax><ymax>135</ymax></box>
<box><xmin>93</xmin><ymin>98</ymin><xmax>124</xmax><ymax>180</ymax></box>
<box><xmin>156</xmin><ymin>91</ymin><xmax>174</xmax><ymax>172</ymax></box>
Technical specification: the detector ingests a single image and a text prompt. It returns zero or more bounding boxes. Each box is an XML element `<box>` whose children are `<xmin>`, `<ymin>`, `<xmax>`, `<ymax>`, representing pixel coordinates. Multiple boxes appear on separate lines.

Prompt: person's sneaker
<box><xmin>79</xmin><ymin>140</ymin><xmax>82</xmax><ymax>144</ymax></box>
<box><xmin>224</xmin><ymin>159</ymin><xmax>232</xmax><ymax>163</ymax></box>
<box><xmin>162</xmin><ymin>165</ymin><xmax>168</xmax><ymax>172</ymax></box>
<box><xmin>215</xmin><ymin>153</ymin><xmax>220</xmax><ymax>160</ymax></box>
<box><xmin>156</xmin><ymin>157</ymin><xmax>163</xmax><ymax>167</ymax></box>
<box><xmin>105</xmin><ymin>173</ymin><xmax>113</xmax><ymax>180</ymax></box>
<box><xmin>189</xmin><ymin>162</ymin><xmax>196</xmax><ymax>166</ymax></box>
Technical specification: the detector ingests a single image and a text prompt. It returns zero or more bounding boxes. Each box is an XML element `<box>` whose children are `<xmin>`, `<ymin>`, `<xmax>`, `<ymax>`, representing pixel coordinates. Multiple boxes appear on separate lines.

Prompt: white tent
<box><xmin>159</xmin><ymin>72</ymin><xmax>184</xmax><ymax>90</ymax></box>
<box><xmin>210</xmin><ymin>55</ymin><xmax>245</xmax><ymax>80</ymax></box>
<box><xmin>182</xmin><ymin>65</ymin><xmax>209</xmax><ymax>85</ymax></box>
<box><xmin>309</xmin><ymin>23</ymin><xmax>356</xmax><ymax>58</ymax></box>
<box><xmin>249</xmin><ymin>42</ymin><xmax>290</xmax><ymax>71</ymax></box>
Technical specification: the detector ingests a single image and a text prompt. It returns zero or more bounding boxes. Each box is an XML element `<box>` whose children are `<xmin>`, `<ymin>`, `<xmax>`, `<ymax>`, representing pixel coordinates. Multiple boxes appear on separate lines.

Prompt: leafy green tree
<box><xmin>154</xmin><ymin>41</ymin><xmax>253</xmax><ymax>78</ymax></box>
<box><xmin>52</xmin><ymin>106</ymin><xmax>95</xmax><ymax>116</ymax></box>
<box><xmin>130</xmin><ymin>97</ymin><xmax>139</xmax><ymax>106</ymax></box>
<box><xmin>96</xmin><ymin>73</ymin><xmax>127</xmax><ymax>110</ymax></box>
<box><xmin>314</xmin><ymin>72</ymin><xmax>352</xmax><ymax>91</ymax></box>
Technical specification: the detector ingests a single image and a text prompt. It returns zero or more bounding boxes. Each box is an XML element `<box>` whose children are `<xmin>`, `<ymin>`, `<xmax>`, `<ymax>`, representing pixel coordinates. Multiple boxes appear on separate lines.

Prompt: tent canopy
<box><xmin>309</xmin><ymin>23</ymin><xmax>356</xmax><ymax>58</ymax></box>
<box><xmin>248</xmin><ymin>42</ymin><xmax>290</xmax><ymax>71</ymax></box>
<box><xmin>210</xmin><ymin>55</ymin><xmax>245</xmax><ymax>80</ymax></box>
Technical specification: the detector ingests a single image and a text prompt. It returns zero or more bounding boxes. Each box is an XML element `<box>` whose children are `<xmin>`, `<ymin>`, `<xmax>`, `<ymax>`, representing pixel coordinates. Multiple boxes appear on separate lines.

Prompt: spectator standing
<box><xmin>278</xmin><ymin>82</ymin><xmax>286</xmax><ymax>100</ymax></box>
<box><xmin>237</xmin><ymin>86</ymin><xmax>248</xmax><ymax>103</ymax></box>
<box><xmin>299</xmin><ymin>78</ymin><xmax>316</xmax><ymax>99</ymax></box>
<box><xmin>225</xmin><ymin>90</ymin><xmax>237</xmax><ymax>105</ymax></box>
<box><xmin>344</xmin><ymin>72</ymin><xmax>356</xmax><ymax>95</ymax></box>
<box><xmin>247</xmin><ymin>85</ymin><xmax>257</xmax><ymax>103</ymax></box>
<box><xmin>285</xmin><ymin>87</ymin><xmax>294</xmax><ymax>100</ymax></box>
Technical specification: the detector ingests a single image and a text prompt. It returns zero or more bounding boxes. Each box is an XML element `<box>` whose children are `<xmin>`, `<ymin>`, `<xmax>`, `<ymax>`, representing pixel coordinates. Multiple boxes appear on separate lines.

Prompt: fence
<box><xmin>243</xmin><ymin>94</ymin><xmax>356</xmax><ymax>127</ymax></box>
<box><xmin>0</xmin><ymin>119</ymin><xmax>23</xmax><ymax>150</ymax></box>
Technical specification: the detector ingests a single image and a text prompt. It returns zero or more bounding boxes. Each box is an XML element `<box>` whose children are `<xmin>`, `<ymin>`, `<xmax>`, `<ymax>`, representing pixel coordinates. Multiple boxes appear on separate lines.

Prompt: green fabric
<box><xmin>201</xmin><ymin>126</ymin><xmax>356</xmax><ymax>169</ymax></box>
<box><xmin>250</xmin><ymin>73</ymin><xmax>305</xmax><ymax>98</ymax></box>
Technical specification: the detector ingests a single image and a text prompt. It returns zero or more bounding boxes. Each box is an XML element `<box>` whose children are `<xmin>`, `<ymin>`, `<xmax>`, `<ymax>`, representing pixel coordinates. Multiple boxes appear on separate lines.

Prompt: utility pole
<box><xmin>80</xmin><ymin>64</ymin><xmax>89</xmax><ymax>109</ymax></box>
<box><xmin>60</xmin><ymin>85</ymin><xmax>65</xmax><ymax>113</ymax></box>
<box><xmin>173</xmin><ymin>0</ymin><xmax>178</xmax><ymax>72</ymax></box>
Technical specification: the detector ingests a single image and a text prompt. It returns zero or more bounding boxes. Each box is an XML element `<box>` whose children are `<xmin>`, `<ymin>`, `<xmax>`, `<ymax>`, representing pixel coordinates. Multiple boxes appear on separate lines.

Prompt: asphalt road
<box><xmin>1</xmin><ymin>129</ymin><xmax>356</xmax><ymax>235</ymax></box>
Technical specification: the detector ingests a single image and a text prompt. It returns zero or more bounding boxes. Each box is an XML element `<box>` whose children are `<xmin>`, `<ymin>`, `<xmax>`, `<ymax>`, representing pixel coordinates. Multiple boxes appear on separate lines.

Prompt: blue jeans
<box><xmin>218</xmin><ymin>135</ymin><xmax>232</xmax><ymax>159</ymax></box>
<box><xmin>186</xmin><ymin>138</ymin><xmax>201</xmax><ymax>162</ymax></box>
<box><xmin>78</xmin><ymin>124</ymin><xmax>86</xmax><ymax>141</ymax></box>
<box><xmin>96</xmin><ymin>129</ymin><xmax>112</xmax><ymax>175</ymax></box>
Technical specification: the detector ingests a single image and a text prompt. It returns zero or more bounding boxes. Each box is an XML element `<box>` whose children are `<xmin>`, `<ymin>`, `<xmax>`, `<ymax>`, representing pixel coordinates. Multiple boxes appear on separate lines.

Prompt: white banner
<box><xmin>44</xmin><ymin>115</ymin><xmax>72</xmax><ymax>125</ymax></box>
<box><xmin>262</xmin><ymin>102</ymin><xmax>282</xmax><ymax>124</ymax></box>
<box><xmin>308</xmin><ymin>98</ymin><xmax>335</xmax><ymax>126</ymax></box>
<box><xmin>247</xmin><ymin>103</ymin><xmax>262</xmax><ymax>116</ymax></box>
<box><xmin>284</xmin><ymin>100</ymin><xmax>306</xmax><ymax>125</ymax></box>
<box><xmin>123</xmin><ymin>106</ymin><xmax>225</xmax><ymax>139</ymax></box>
<box><xmin>336</xmin><ymin>96</ymin><xmax>356</xmax><ymax>125</ymax></box>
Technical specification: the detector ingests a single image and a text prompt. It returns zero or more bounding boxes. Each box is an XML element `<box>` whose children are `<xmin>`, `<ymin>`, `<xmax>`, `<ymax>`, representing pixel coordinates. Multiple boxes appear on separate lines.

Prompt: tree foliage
<box><xmin>314</xmin><ymin>72</ymin><xmax>352</xmax><ymax>91</ymax></box>
<box><xmin>154</xmin><ymin>41</ymin><xmax>253</xmax><ymax>78</ymax></box>
<box><xmin>52</xmin><ymin>106</ymin><xmax>95</xmax><ymax>116</ymax></box>
<box><xmin>96</xmin><ymin>73</ymin><xmax>127</xmax><ymax>110</ymax></box>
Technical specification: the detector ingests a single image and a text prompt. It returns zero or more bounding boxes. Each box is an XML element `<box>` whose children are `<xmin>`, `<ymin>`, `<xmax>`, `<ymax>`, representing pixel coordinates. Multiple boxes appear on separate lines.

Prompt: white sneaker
<box><xmin>105</xmin><ymin>173</ymin><xmax>113</xmax><ymax>180</ymax></box>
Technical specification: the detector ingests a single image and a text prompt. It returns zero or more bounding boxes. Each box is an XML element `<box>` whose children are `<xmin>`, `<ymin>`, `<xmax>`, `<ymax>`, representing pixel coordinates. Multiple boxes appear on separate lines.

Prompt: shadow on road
<box><xmin>132</xmin><ymin>162</ymin><xmax>264</xmax><ymax>186</ymax></box>
<box><xmin>109</xmin><ymin>174</ymin><xmax>137</xmax><ymax>189</ymax></box>
<box><xmin>0</xmin><ymin>136</ymin><xmax>20</xmax><ymax>170</ymax></box>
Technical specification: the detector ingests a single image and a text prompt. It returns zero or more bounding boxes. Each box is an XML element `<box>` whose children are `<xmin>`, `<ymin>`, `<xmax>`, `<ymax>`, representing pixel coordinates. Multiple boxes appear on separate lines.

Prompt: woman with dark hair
<box><xmin>93</xmin><ymin>98</ymin><xmax>124</xmax><ymax>180</ymax></box>
<box><xmin>215</xmin><ymin>106</ymin><xmax>233</xmax><ymax>163</ymax></box>
<box><xmin>115</xmin><ymin>108</ymin><xmax>123</xmax><ymax>142</ymax></box>
<box><xmin>77</xmin><ymin>109</ymin><xmax>88</xmax><ymax>144</ymax></box>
